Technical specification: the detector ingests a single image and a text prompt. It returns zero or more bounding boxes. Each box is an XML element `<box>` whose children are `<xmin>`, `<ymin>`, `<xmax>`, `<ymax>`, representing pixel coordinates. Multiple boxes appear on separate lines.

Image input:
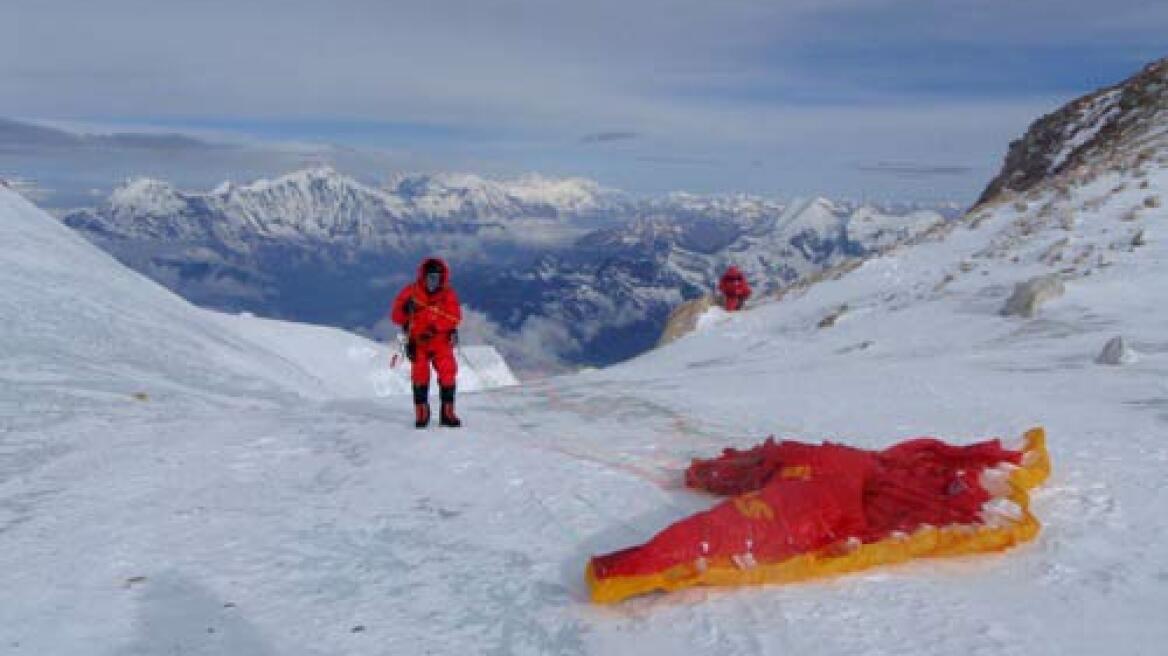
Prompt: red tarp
<box><xmin>587</xmin><ymin>429</ymin><xmax>1049</xmax><ymax>603</ymax></box>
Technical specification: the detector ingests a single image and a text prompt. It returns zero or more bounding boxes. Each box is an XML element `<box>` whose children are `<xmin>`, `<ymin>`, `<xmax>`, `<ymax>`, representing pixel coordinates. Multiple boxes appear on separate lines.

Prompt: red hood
<box><xmin>416</xmin><ymin>257</ymin><xmax>451</xmax><ymax>289</ymax></box>
<box><xmin>723</xmin><ymin>266</ymin><xmax>743</xmax><ymax>279</ymax></box>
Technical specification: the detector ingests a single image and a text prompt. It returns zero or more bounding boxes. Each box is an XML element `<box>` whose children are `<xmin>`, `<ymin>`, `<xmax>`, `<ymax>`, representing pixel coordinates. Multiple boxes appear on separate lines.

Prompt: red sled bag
<box><xmin>587</xmin><ymin>428</ymin><xmax>1050</xmax><ymax>603</ymax></box>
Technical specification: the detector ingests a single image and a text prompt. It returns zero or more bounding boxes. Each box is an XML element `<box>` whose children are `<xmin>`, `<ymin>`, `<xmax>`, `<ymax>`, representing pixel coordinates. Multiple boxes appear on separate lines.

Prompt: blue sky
<box><xmin>2</xmin><ymin>0</ymin><xmax>1165</xmax><ymax>203</ymax></box>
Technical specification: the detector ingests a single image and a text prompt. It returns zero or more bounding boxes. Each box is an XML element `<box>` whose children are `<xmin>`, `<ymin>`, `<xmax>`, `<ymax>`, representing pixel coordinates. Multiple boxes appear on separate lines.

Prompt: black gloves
<box><xmin>449</xmin><ymin>329</ymin><xmax>459</xmax><ymax>347</ymax></box>
<box><xmin>405</xmin><ymin>338</ymin><xmax>417</xmax><ymax>362</ymax></box>
<box><xmin>402</xmin><ymin>297</ymin><xmax>417</xmax><ymax>315</ymax></box>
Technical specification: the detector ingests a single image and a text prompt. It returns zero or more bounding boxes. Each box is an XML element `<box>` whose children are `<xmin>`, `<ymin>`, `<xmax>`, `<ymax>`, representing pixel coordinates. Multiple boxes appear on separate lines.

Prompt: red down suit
<box><xmin>391</xmin><ymin>257</ymin><xmax>462</xmax><ymax>386</ymax></box>
<box><xmin>719</xmin><ymin>266</ymin><xmax>751</xmax><ymax>311</ymax></box>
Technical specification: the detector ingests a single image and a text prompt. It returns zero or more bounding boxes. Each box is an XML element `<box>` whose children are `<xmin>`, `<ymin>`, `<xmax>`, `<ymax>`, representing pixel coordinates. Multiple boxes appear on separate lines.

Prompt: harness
<box><xmin>403</xmin><ymin>287</ymin><xmax>459</xmax><ymax>347</ymax></box>
<box><xmin>407</xmin><ymin>295</ymin><xmax>459</xmax><ymax>323</ymax></box>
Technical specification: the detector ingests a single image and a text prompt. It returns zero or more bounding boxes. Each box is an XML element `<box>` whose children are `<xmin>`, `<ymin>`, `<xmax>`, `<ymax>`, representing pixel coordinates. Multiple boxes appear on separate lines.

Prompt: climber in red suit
<box><xmin>718</xmin><ymin>266</ymin><xmax>751</xmax><ymax>311</ymax></box>
<box><xmin>391</xmin><ymin>257</ymin><xmax>462</xmax><ymax>428</ymax></box>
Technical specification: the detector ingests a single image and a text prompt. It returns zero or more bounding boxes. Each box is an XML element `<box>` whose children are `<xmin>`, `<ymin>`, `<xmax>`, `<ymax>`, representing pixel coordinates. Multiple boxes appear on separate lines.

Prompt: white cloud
<box><xmin>0</xmin><ymin>0</ymin><xmax>1101</xmax><ymax>126</ymax></box>
<box><xmin>3</xmin><ymin>0</ymin><xmax>1163</xmax><ymax>199</ymax></box>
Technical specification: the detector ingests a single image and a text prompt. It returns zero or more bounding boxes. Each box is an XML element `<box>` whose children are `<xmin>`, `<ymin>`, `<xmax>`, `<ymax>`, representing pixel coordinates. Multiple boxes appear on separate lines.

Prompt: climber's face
<box><xmin>425</xmin><ymin>271</ymin><xmax>442</xmax><ymax>293</ymax></box>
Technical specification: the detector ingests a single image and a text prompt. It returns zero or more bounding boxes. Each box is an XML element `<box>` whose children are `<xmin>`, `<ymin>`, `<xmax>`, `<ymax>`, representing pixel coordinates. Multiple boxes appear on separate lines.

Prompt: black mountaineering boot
<box><xmin>439</xmin><ymin>385</ymin><xmax>461</xmax><ymax>428</ymax></box>
<box><xmin>413</xmin><ymin>384</ymin><xmax>430</xmax><ymax>428</ymax></box>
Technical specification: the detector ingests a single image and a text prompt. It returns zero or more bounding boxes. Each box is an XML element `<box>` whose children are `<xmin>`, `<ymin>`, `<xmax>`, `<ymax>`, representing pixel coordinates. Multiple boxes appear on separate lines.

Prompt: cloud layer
<box><xmin>4</xmin><ymin>0</ymin><xmax>1165</xmax><ymax>200</ymax></box>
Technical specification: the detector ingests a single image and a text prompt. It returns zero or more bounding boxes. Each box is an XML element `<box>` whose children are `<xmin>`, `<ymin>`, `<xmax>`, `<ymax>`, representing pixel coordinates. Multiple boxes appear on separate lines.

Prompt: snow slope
<box><xmin>206</xmin><ymin>312</ymin><xmax>517</xmax><ymax>398</ymax></box>
<box><xmin>0</xmin><ymin>187</ymin><xmax>514</xmax><ymax>410</ymax></box>
<box><xmin>5</xmin><ymin>159</ymin><xmax>1167</xmax><ymax>654</ymax></box>
<box><xmin>4</xmin><ymin>68</ymin><xmax>1168</xmax><ymax>653</ymax></box>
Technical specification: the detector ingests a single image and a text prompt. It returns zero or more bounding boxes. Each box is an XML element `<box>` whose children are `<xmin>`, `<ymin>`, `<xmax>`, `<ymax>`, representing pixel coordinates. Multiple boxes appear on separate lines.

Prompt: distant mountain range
<box><xmin>60</xmin><ymin>168</ymin><xmax>956</xmax><ymax>374</ymax></box>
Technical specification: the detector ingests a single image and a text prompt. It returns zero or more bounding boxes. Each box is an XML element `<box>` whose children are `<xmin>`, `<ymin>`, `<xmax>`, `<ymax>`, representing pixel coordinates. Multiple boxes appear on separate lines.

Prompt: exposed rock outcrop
<box><xmin>817</xmin><ymin>304</ymin><xmax>849</xmax><ymax>329</ymax></box>
<box><xmin>1001</xmin><ymin>275</ymin><xmax>1065</xmax><ymax>318</ymax></box>
<box><xmin>1096</xmin><ymin>336</ymin><xmax>1139</xmax><ymax>365</ymax></box>
<box><xmin>657</xmin><ymin>296</ymin><xmax>715</xmax><ymax>347</ymax></box>
<box><xmin>977</xmin><ymin>58</ymin><xmax>1168</xmax><ymax>206</ymax></box>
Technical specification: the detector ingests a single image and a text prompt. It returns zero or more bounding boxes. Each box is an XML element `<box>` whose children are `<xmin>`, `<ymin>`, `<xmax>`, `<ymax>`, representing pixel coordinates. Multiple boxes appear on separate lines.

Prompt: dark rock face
<box><xmin>978</xmin><ymin>58</ymin><xmax>1168</xmax><ymax>206</ymax></box>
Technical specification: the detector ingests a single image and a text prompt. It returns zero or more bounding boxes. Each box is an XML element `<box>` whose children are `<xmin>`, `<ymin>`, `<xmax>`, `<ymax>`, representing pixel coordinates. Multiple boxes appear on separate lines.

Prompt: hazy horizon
<box><xmin>4</xmin><ymin>1</ymin><xmax>1166</xmax><ymax>205</ymax></box>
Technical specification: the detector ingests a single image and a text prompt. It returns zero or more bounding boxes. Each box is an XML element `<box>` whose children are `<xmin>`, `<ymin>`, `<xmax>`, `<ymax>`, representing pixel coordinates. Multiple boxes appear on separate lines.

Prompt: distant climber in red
<box><xmin>391</xmin><ymin>257</ymin><xmax>462</xmax><ymax>428</ymax></box>
<box><xmin>718</xmin><ymin>266</ymin><xmax>751</xmax><ymax>311</ymax></box>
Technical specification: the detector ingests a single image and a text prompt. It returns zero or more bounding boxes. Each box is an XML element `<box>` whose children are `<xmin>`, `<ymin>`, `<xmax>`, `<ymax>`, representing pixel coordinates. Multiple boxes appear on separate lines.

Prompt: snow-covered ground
<box><xmin>206</xmin><ymin>313</ymin><xmax>518</xmax><ymax>399</ymax></box>
<box><xmin>3</xmin><ymin>131</ymin><xmax>1167</xmax><ymax>656</ymax></box>
<box><xmin>0</xmin><ymin>183</ymin><xmax>513</xmax><ymax>405</ymax></box>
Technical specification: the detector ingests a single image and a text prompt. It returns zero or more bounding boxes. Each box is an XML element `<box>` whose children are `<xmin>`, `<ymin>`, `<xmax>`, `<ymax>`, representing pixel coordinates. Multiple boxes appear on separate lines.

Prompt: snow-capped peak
<box><xmin>65</xmin><ymin>167</ymin><xmax>633</xmax><ymax>253</ymax></box>
<box><xmin>106</xmin><ymin>177</ymin><xmax>184</xmax><ymax>218</ymax></box>
<box><xmin>237</xmin><ymin>166</ymin><xmax>350</xmax><ymax>194</ymax></box>
<box><xmin>384</xmin><ymin>170</ymin><xmax>619</xmax><ymax>218</ymax></box>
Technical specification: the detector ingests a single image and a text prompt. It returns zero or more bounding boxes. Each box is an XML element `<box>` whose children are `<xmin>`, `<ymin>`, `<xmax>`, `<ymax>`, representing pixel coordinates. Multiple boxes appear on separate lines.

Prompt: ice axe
<box><xmin>388</xmin><ymin>332</ymin><xmax>408</xmax><ymax>369</ymax></box>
